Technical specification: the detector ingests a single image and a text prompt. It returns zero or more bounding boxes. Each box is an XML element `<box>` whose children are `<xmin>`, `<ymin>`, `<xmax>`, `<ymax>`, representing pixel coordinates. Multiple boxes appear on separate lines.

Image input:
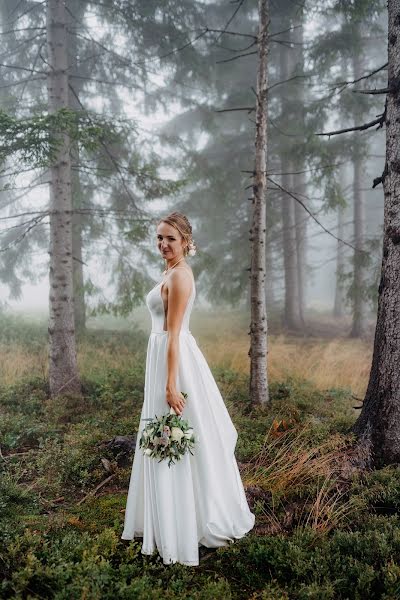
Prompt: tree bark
<box><xmin>279</xmin><ymin>36</ymin><xmax>302</xmax><ymax>331</ymax></box>
<box><xmin>294</xmin><ymin>177</ymin><xmax>306</xmax><ymax>326</ymax></box>
<box><xmin>47</xmin><ymin>0</ymin><xmax>81</xmax><ymax>397</ymax></box>
<box><xmin>334</xmin><ymin>164</ymin><xmax>348</xmax><ymax>318</ymax></box>
<box><xmin>292</xmin><ymin>18</ymin><xmax>307</xmax><ymax>327</ymax></box>
<box><xmin>333</xmin><ymin>203</ymin><xmax>346</xmax><ymax>318</ymax></box>
<box><xmin>265</xmin><ymin>233</ymin><xmax>275</xmax><ymax>310</ymax></box>
<box><xmin>281</xmin><ymin>168</ymin><xmax>302</xmax><ymax>330</ymax></box>
<box><xmin>350</xmin><ymin>0</ymin><xmax>400</xmax><ymax>466</ymax></box>
<box><xmin>67</xmin><ymin>0</ymin><xmax>86</xmax><ymax>333</ymax></box>
<box><xmin>249</xmin><ymin>0</ymin><xmax>269</xmax><ymax>405</ymax></box>
<box><xmin>350</xmin><ymin>50</ymin><xmax>368</xmax><ymax>337</ymax></box>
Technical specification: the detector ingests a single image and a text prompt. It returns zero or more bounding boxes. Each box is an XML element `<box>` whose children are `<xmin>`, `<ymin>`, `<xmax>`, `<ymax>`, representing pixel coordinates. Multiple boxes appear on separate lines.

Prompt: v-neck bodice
<box><xmin>145</xmin><ymin>269</ymin><xmax>196</xmax><ymax>334</ymax></box>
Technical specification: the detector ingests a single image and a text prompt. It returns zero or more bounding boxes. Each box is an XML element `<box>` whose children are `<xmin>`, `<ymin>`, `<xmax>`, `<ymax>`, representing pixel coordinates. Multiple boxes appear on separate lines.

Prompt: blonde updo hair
<box><xmin>157</xmin><ymin>212</ymin><xmax>197</xmax><ymax>257</ymax></box>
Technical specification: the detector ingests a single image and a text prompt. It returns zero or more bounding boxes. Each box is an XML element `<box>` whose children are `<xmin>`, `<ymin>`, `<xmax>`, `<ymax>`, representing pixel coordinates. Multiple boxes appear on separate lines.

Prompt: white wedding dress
<box><xmin>121</xmin><ymin>268</ymin><xmax>255</xmax><ymax>566</ymax></box>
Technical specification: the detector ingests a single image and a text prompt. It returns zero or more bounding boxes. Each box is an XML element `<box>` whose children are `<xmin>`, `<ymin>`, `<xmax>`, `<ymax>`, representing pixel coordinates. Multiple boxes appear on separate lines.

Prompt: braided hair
<box><xmin>157</xmin><ymin>212</ymin><xmax>197</xmax><ymax>256</ymax></box>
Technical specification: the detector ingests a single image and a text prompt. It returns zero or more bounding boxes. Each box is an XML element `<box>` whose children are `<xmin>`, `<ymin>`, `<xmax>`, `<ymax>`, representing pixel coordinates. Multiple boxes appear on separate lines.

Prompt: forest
<box><xmin>1</xmin><ymin>0</ymin><xmax>400</xmax><ymax>598</ymax></box>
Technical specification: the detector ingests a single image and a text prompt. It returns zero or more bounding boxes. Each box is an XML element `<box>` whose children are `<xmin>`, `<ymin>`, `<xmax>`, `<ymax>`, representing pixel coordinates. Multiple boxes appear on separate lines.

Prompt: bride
<box><xmin>121</xmin><ymin>211</ymin><xmax>255</xmax><ymax>566</ymax></box>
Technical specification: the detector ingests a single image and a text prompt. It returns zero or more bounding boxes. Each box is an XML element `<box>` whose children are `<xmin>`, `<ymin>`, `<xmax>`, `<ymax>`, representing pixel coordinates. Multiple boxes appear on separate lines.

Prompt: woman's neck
<box><xmin>163</xmin><ymin>255</ymin><xmax>186</xmax><ymax>273</ymax></box>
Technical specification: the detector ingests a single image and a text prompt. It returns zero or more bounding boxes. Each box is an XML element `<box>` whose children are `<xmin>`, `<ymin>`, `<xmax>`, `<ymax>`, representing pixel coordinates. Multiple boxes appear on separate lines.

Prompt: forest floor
<box><xmin>0</xmin><ymin>311</ymin><xmax>399</xmax><ymax>599</ymax></box>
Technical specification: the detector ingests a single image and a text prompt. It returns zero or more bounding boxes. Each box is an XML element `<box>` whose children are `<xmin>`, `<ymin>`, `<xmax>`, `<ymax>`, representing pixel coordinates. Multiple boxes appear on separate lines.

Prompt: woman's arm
<box><xmin>164</xmin><ymin>270</ymin><xmax>192</xmax><ymax>415</ymax></box>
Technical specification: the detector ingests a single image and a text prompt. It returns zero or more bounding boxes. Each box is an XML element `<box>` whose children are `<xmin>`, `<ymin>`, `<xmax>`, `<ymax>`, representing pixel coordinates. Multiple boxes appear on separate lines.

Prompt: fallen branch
<box><xmin>77</xmin><ymin>473</ymin><xmax>116</xmax><ymax>505</ymax></box>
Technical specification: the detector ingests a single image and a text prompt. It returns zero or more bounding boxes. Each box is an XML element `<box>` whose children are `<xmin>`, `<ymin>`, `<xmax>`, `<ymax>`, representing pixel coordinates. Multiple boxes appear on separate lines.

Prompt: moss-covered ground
<box><xmin>0</xmin><ymin>314</ymin><xmax>399</xmax><ymax>599</ymax></box>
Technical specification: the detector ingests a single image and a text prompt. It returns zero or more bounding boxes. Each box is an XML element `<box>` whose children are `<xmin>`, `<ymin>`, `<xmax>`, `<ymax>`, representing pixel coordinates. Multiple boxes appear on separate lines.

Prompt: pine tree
<box><xmin>351</xmin><ymin>0</ymin><xmax>400</xmax><ymax>466</ymax></box>
<box><xmin>46</xmin><ymin>0</ymin><xmax>81</xmax><ymax>397</ymax></box>
<box><xmin>249</xmin><ymin>0</ymin><xmax>269</xmax><ymax>405</ymax></box>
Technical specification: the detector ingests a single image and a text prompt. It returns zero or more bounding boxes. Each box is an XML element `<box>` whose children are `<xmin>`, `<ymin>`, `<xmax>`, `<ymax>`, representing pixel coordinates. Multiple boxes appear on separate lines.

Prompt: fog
<box><xmin>0</xmin><ymin>0</ymin><xmax>388</xmax><ymax>337</ymax></box>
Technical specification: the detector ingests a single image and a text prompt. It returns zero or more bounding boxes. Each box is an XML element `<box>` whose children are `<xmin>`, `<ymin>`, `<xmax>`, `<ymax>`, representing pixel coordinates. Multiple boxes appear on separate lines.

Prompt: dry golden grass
<box><xmin>298</xmin><ymin>475</ymin><xmax>355</xmax><ymax>534</ymax></box>
<box><xmin>76</xmin><ymin>340</ymin><xmax>139</xmax><ymax>377</ymax></box>
<box><xmin>243</xmin><ymin>425</ymin><xmax>350</xmax><ymax>494</ymax></box>
<box><xmin>0</xmin><ymin>310</ymin><xmax>372</xmax><ymax>396</ymax></box>
<box><xmin>243</xmin><ymin>424</ymin><xmax>361</xmax><ymax>534</ymax></box>
<box><xmin>0</xmin><ymin>344</ymin><xmax>48</xmax><ymax>385</ymax></box>
<box><xmin>198</xmin><ymin>333</ymin><xmax>371</xmax><ymax>397</ymax></box>
<box><xmin>0</xmin><ymin>341</ymin><xmax>138</xmax><ymax>385</ymax></box>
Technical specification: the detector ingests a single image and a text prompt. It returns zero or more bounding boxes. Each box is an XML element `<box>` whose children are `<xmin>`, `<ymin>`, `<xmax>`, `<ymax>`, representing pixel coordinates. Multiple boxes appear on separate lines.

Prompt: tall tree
<box><xmin>279</xmin><ymin>35</ymin><xmax>302</xmax><ymax>331</ymax></box>
<box><xmin>0</xmin><ymin>0</ymin><xmax>201</xmax><ymax>317</ymax></box>
<box><xmin>249</xmin><ymin>0</ymin><xmax>269</xmax><ymax>405</ymax></box>
<box><xmin>333</xmin><ymin>201</ymin><xmax>347</xmax><ymax>317</ymax></box>
<box><xmin>350</xmin><ymin>46</ymin><xmax>368</xmax><ymax>337</ymax></box>
<box><xmin>312</xmin><ymin>0</ymin><xmax>384</xmax><ymax>334</ymax></box>
<box><xmin>46</xmin><ymin>0</ymin><xmax>81</xmax><ymax>397</ymax></box>
<box><xmin>67</xmin><ymin>0</ymin><xmax>87</xmax><ymax>333</ymax></box>
<box><xmin>292</xmin><ymin>15</ymin><xmax>307</xmax><ymax>327</ymax></box>
<box><xmin>351</xmin><ymin>0</ymin><xmax>400</xmax><ymax>466</ymax></box>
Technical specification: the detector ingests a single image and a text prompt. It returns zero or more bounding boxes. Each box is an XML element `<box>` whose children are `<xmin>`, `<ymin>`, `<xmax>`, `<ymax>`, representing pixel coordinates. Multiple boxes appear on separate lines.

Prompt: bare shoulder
<box><xmin>167</xmin><ymin>267</ymin><xmax>193</xmax><ymax>293</ymax></box>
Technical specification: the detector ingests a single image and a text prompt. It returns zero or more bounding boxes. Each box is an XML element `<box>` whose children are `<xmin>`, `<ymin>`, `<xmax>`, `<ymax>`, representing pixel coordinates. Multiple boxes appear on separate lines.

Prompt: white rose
<box><xmin>144</xmin><ymin>448</ymin><xmax>152</xmax><ymax>456</ymax></box>
<box><xmin>184</xmin><ymin>429</ymin><xmax>194</xmax><ymax>439</ymax></box>
<box><xmin>171</xmin><ymin>427</ymin><xmax>184</xmax><ymax>442</ymax></box>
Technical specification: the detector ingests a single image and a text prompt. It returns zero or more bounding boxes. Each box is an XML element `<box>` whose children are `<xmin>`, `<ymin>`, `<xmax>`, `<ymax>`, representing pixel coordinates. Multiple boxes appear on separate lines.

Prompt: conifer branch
<box><xmin>353</xmin><ymin>87</ymin><xmax>390</xmax><ymax>95</ymax></box>
<box><xmin>215</xmin><ymin>106</ymin><xmax>255</xmax><ymax>113</ymax></box>
<box><xmin>212</xmin><ymin>0</ymin><xmax>247</xmax><ymax>43</ymax></box>
<box><xmin>267</xmin><ymin>177</ymin><xmax>365</xmax><ymax>254</ymax></box>
<box><xmin>0</xmin><ymin>62</ymin><xmax>46</xmax><ymax>75</ymax></box>
<box><xmin>316</xmin><ymin>114</ymin><xmax>385</xmax><ymax>137</ymax></box>
<box><xmin>0</xmin><ymin>214</ymin><xmax>47</xmax><ymax>253</ymax></box>
<box><xmin>330</xmin><ymin>62</ymin><xmax>388</xmax><ymax>91</ymax></box>
<box><xmin>0</xmin><ymin>76</ymin><xmax>46</xmax><ymax>89</ymax></box>
<box><xmin>204</xmin><ymin>28</ymin><xmax>256</xmax><ymax>40</ymax></box>
<box><xmin>216</xmin><ymin>50</ymin><xmax>257</xmax><ymax>64</ymax></box>
<box><xmin>2</xmin><ymin>1</ymin><xmax>45</xmax><ymax>27</ymax></box>
<box><xmin>68</xmin><ymin>84</ymin><xmax>146</xmax><ymax>217</ymax></box>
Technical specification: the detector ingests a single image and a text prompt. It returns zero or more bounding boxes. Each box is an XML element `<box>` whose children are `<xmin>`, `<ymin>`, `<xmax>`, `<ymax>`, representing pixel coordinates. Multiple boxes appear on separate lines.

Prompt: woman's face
<box><xmin>157</xmin><ymin>222</ymin><xmax>186</xmax><ymax>260</ymax></box>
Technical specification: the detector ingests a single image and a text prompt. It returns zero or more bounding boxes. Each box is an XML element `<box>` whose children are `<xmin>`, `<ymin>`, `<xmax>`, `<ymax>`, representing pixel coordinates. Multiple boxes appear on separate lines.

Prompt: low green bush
<box><xmin>0</xmin><ymin>321</ymin><xmax>398</xmax><ymax>600</ymax></box>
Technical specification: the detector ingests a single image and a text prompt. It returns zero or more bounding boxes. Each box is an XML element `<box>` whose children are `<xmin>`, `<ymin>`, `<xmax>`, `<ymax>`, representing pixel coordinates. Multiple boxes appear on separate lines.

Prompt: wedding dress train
<box><xmin>121</xmin><ymin>268</ymin><xmax>255</xmax><ymax>566</ymax></box>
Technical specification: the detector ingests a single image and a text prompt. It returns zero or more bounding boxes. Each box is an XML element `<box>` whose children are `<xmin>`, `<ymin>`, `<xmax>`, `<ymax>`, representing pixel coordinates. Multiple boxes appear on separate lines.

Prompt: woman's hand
<box><xmin>166</xmin><ymin>388</ymin><xmax>186</xmax><ymax>416</ymax></box>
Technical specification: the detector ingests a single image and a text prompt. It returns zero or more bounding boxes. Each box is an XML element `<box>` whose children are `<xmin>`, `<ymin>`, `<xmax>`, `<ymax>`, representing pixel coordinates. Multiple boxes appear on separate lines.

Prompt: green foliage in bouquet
<box><xmin>139</xmin><ymin>392</ymin><xmax>196</xmax><ymax>467</ymax></box>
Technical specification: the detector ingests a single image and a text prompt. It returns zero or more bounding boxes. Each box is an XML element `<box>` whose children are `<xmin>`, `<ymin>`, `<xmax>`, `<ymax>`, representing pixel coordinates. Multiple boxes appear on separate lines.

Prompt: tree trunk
<box><xmin>294</xmin><ymin>178</ymin><xmax>306</xmax><ymax>326</ymax></box>
<box><xmin>249</xmin><ymin>0</ymin><xmax>269</xmax><ymax>405</ymax></box>
<box><xmin>67</xmin><ymin>0</ymin><xmax>86</xmax><ymax>333</ymax></box>
<box><xmin>292</xmin><ymin>18</ymin><xmax>307</xmax><ymax>327</ymax></box>
<box><xmin>334</xmin><ymin>165</ymin><xmax>348</xmax><ymax>318</ymax></box>
<box><xmin>350</xmin><ymin>0</ymin><xmax>400</xmax><ymax>466</ymax></box>
<box><xmin>47</xmin><ymin>0</ymin><xmax>81</xmax><ymax>397</ymax></box>
<box><xmin>281</xmin><ymin>169</ymin><xmax>302</xmax><ymax>330</ymax></box>
<box><xmin>333</xmin><ymin>202</ymin><xmax>346</xmax><ymax>318</ymax></box>
<box><xmin>350</xmin><ymin>50</ymin><xmax>368</xmax><ymax>337</ymax></box>
<box><xmin>265</xmin><ymin>234</ymin><xmax>275</xmax><ymax>310</ymax></box>
<box><xmin>279</xmin><ymin>37</ymin><xmax>302</xmax><ymax>331</ymax></box>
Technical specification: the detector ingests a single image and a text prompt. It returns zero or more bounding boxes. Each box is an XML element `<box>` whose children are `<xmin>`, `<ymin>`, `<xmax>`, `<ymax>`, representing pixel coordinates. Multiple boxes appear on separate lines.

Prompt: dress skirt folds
<box><xmin>121</xmin><ymin>271</ymin><xmax>255</xmax><ymax>566</ymax></box>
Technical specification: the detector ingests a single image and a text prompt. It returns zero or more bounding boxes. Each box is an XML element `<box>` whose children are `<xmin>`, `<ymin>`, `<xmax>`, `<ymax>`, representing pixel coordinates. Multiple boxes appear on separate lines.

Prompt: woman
<box><xmin>121</xmin><ymin>212</ymin><xmax>255</xmax><ymax>566</ymax></box>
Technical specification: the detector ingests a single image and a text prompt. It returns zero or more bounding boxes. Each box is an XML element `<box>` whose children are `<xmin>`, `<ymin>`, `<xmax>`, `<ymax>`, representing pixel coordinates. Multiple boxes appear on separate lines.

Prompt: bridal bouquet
<box><xmin>139</xmin><ymin>392</ymin><xmax>196</xmax><ymax>468</ymax></box>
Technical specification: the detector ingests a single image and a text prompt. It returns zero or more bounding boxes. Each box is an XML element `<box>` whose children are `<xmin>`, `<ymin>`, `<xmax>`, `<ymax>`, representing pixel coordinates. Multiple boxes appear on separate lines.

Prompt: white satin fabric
<box><xmin>121</xmin><ymin>269</ymin><xmax>255</xmax><ymax>566</ymax></box>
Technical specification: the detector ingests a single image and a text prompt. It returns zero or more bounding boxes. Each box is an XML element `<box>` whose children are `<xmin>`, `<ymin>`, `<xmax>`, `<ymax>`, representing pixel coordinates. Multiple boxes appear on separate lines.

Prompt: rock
<box><xmin>98</xmin><ymin>435</ymin><xmax>137</xmax><ymax>467</ymax></box>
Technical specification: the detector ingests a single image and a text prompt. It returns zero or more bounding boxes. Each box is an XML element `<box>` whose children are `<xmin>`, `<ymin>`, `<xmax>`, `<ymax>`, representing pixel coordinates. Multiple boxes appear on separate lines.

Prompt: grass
<box><xmin>0</xmin><ymin>309</ymin><xmax>371</xmax><ymax>396</ymax></box>
<box><xmin>1</xmin><ymin>311</ymin><xmax>399</xmax><ymax>599</ymax></box>
<box><xmin>199</xmin><ymin>333</ymin><xmax>371</xmax><ymax>398</ymax></box>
